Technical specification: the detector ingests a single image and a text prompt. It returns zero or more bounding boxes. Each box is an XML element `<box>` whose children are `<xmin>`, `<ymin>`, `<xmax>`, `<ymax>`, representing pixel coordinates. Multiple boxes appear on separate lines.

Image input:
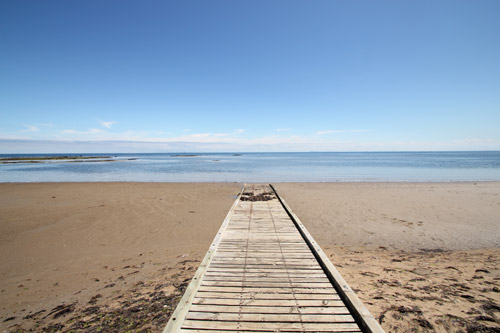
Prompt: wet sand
<box><xmin>1</xmin><ymin>182</ymin><xmax>499</xmax><ymax>332</ymax></box>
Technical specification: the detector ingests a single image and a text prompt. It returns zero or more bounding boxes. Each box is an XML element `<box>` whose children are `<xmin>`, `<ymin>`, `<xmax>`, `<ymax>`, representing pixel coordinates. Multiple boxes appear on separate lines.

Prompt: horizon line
<box><xmin>2</xmin><ymin>150</ymin><xmax>500</xmax><ymax>155</ymax></box>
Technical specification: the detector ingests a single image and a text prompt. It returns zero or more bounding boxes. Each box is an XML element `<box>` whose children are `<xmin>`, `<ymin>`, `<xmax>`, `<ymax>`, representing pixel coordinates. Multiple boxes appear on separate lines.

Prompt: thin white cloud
<box><xmin>159</xmin><ymin>133</ymin><xmax>238</xmax><ymax>143</ymax></box>
<box><xmin>21</xmin><ymin>125</ymin><xmax>39</xmax><ymax>132</ymax></box>
<box><xmin>188</xmin><ymin>133</ymin><xmax>211</xmax><ymax>138</ymax></box>
<box><xmin>56</xmin><ymin>128</ymin><xmax>153</xmax><ymax>142</ymax></box>
<box><xmin>5</xmin><ymin>123</ymin><xmax>499</xmax><ymax>152</ymax></box>
<box><xmin>62</xmin><ymin>128</ymin><xmax>105</xmax><ymax>135</ymax></box>
<box><xmin>316</xmin><ymin>129</ymin><xmax>367</xmax><ymax>135</ymax></box>
<box><xmin>276</xmin><ymin>128</ymin><xmax>291</xmax><ymax>132</ymax></box>
<box><xmin>2</xmin><ymin>134</ymin><xmax>500</xmax><ymax>153</ymax></box>
<box><xmin>151</xmin><ymin>130</ymin><xmax>245</xmax><ymax>143</ymax></box>
<box><xmin>99</xmin><ymin>120</ymin><xmax>116</xmax><ymax>129</ymax></box>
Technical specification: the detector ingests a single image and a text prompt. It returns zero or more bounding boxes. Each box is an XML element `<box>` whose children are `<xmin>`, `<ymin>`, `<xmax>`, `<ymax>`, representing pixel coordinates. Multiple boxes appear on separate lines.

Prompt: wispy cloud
<box><xmin>316</xmin><ymin>129</ymin><xmax>367</xmax><ymax>135</ymax></box>
<box><xmin>21</xmin><ymin>125</ymin><xmax>39</xmax><ymax>132</ymax></box>
<box><xmin>316</xmin><ymin>130</ymin><xmax>336</xmax><ymax>135</ymax></box>
<box><xmin>151</xmin><ymin>129</ymin><xmax>245</xmax><ymax>143</ymax></box>
<box><xmin>4</xmin><ymin>123</ymin><xmax>499</xmax><ymax>153</ymax></box>
<box><xmin>62</xmin><ymin>128</ymin><xmax>105</xmax><ymax>135</ymax></box>
<box><xmin>157</xmin><ymin>132</ymin><xmax>238</xmax><ymax>143</ymax></box>
<box><xmin>2</xmin><ymin>135</ymin><xmax>500</xmax><ymax>153</ymax></box>
<box><xmin>99</xmin><ymin>120</ymin><xmax>116</xmax><ymax>129</ymax></box>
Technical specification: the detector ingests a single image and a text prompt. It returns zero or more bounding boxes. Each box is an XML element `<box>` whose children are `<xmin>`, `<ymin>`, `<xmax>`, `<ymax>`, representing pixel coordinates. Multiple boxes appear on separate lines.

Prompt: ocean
<box><xmin>1</xmin><ymin>151</ymin><xmax>500</xmax><ymax>182</ymax></box>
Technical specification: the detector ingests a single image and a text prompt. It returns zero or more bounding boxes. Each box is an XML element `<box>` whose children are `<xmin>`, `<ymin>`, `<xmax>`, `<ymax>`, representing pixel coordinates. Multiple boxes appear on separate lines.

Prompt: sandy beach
<box><xmin>1</xmin><ymin>182</ymin><xmax>499</xmax><ymax>332</ymax></box>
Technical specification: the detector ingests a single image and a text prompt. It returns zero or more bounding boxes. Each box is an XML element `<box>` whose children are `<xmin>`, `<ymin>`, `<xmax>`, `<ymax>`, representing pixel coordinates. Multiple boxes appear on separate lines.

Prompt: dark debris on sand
<box><xmin>240</xmin><ymin>191</ymin><xmax>276</xmax><ymax>202</ymax></box>
<box><xmin>7</xmin><ymin>260</ymin><xmax>198</xmax><ymax>332</ymax></box>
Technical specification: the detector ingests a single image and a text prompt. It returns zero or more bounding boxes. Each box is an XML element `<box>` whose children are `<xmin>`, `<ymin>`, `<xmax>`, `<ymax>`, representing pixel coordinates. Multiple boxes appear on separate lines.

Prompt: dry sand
<box><xmin>0</xmin><ymin>183</ymin><xmax>241</xmax><ymax>332</ymax></box>
<box><xmin>0</xmin><ymin>182</ymin><xmax>499</xmax><ymax>332</ymax></box>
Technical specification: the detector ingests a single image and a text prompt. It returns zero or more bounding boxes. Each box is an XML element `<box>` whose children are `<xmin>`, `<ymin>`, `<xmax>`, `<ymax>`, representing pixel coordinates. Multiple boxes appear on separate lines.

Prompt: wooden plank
<box><xmin>206</xmin><ymin>267</ymin><xmax>323</xmax><ymax>271</ymax></box>
<box><xmin>180</xmin><ymin>330</ymin><xmax>267</xmax><ymax>333</ymax></box>
<box><xmin>218</xmin><ymin>242</ymin><xmax>308</xmax><ymax>245</ymax></box>
<box><xmin>218</xmin><ymin>243</ymin><xmax>308</xmax><ymax>246</ymax></box>
<box><xmin>209</xmin><ymin>262</ymin><xmax>321</xmax><ymax>267</ymax></box>
<box><xmin>180</xmin><ymin>328</ymin><xmax>361</xmax><ymax>333</ymax></box>
<box><xmin>215</xmin><ymin>249</ymin><xmax>312</xmax><ymax>252</ymax></box>
<box><xmin>212</xmin><ymin>258</ymin><xmax>318</xmax><ymax>262</ymax></box>
<box><xmin>185</xmin><ymin>312</ymin><xmax>355</xmax><ymax>323</ymax></box>
<box><xmin>212</xmin><ymin>256</ymin><xmax>315</xmax><ymax>261</ymax></box>
<box><xmin>215</xmin><ymin>250</ymin><xmax>312</xmax><ymax>253</ymax></box>
<box><xmin>209</xmin><ymin>263</ymin><xmax>322</xmax><ymax>272</ymax></box>
<box><xmin>181</xmin><ymin>320</ymin><xmax>362</xmax><ymax>332</ymax></box>
<box><xmin>189</xmin><ymin>304</ymin><xmax>351</xmax><ymax>314</ymax></box>
<box><xmin>200</xmin><ymin>281</ymin><xmax>333</xmax><ymax>288</ymax></box>
<box><xmin>204</xmin><ymin>272</ymin><xmax>327</xmax><ymax>278</ymax></box>
<box><xmin>207</xmin><ymin>267</ymin><xmax>324</xmax><ymax>271</ymax></box>
<box><xmin>192</xmin><ymin>298</ymin><xmax>346</xmax><ymax>307</ymax></box>
<box><xmin>203</xmin><ymin>274</ymin><xmax>331</xmax><ymax>285</ymax></box>
<box><xmin>194</xmin><ymin>292</ymin><xmax>341</xmax><ymax>300</ymax></box>
<box><xmin>205</xmin><ymin>269</ymin><xmax>325</xmax><ymax>274</ymax></box>
<box><xmin>217</xmin><ymin>247</ymin><xmax>309</xmax><ymax>249</ymax></box>
<box><xmin>208</xmin><ymin>264</ymin><xmax>322</xmax><ymax>268</ymax></box>
<box><xmin>211</xmin><ymin>259</ymin><xmax>319</xmax><ymax>264</ymax></box>
<box><xmin>197</xmin><ymin>286</ymin><xmax>337</xmax><ymax>294</ymax></box>
<box><xmin>211</xmin><ymin>253</ymin><xmax>315</xmax><ymax>257</ymax></box>
<box><xmin>204</xmin><ymin>274</ymin><xmax>326</xmax><ymax>279</ymax></box>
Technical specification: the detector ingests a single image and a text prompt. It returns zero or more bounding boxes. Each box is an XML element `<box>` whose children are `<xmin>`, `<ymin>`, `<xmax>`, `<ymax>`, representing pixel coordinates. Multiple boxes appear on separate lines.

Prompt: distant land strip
<box><xmin>0</xmin><ymin>156</ymin><xmax>138</xmax><ymax>164</ymax></box>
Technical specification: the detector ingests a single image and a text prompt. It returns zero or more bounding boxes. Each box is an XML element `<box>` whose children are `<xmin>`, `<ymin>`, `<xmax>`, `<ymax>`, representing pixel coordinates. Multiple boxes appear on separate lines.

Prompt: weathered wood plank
<box><xmin>211</xmin><ymin>258</ymin><xmax>318</xmax><ymax>263</ymax></box>
<box><xmin>205</xmin><ymin>269</ymin><xmax>325</xmax><ymax>274</ymax></box>
<box><xmin>203</xmin><ymin>272</ymin><xmax>328</xmax><ymax>278</ymax></box>
<box><xmin>189</xmin><ymin>304</ymin><xmax>351</xmax><ymax>314</ymax></box>
<box><xmin>180</xmin><ymin>330</ymin><xmax>361</xmax><ymax>333</ymax></box>
<box><xmin>194</xmin><ymin>292</ymin><xmax>341</xmax><ymax>300</ymax></box>
<box><xmin>215</xmin><ymin>250</ymin><xmax>311</xmax><ymax>253</ymax></box>
<box><xmin>206</xmin><ymin>268</ymin><xmax>323</xmax><ymax>273</ymax></box>
<box><xmin>186</xmin><ymin>312</ymin><xmax>355</xmax><ymax>323</ymax></box>
<box><xmin>203</xmin><ymin>276</ymin><xmax>327</xmax><ymax>281</ymax></box>
<box><xmin>209</xmin><ymin>263</ymin><xmax>320</xmax><ymax>268</ymax></box>
<box><xmin>212</xmin><ymin>252</ymin><xmax>312</xmax><ymax>256</ymax></box>
<box><xmin>181</xmin><ymin>320</ymin><xmax>362</xmax><ymax>332</ymax></box>
<box><xmin>197</xmin><ymin>286</ymin><xmax>337</xmax><ymax>294</ymax></box>
<box><xmin>200</xmin><ymin>281</ymin><xmax>333</xmax><ymax>288</ymax></box>
<box><xmin>191</xmin><ymin>298</ymin><xmax>346</xmax><ymax>307</ymax></box>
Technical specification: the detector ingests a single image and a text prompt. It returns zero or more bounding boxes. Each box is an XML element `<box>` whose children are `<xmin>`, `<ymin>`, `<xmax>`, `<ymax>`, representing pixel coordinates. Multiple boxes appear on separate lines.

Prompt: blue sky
<box><xmin>1</xmin><ymin>0</ymin><xmax>499</xmax><ymax>152</ymax></box>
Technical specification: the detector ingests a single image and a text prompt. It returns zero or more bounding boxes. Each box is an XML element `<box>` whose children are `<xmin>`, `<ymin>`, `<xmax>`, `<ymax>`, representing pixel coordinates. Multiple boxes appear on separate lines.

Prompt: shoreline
<box><xmin>1</xmin><ymin>182</ymin><xmax>499</xmax><ymax>331</ymax></box>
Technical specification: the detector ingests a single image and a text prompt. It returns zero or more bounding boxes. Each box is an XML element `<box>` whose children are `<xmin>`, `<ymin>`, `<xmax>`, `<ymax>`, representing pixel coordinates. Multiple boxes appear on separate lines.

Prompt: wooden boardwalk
<box><xmin>164</xmin><ymin>185</ymin><xmax>383</xmax><ymax>333</ymax></box>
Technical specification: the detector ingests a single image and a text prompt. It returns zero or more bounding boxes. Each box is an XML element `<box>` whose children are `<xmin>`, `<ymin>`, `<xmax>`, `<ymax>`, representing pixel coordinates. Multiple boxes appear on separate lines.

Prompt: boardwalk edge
<box><xmin>270</xmin><ymin>184</ymin><xmax>385</xmax><ymax>333</ymax></box>
<box><xmin>163</xmin><ymin>184</ymin><xmax>245</xmax><ymax>333</ymax></box>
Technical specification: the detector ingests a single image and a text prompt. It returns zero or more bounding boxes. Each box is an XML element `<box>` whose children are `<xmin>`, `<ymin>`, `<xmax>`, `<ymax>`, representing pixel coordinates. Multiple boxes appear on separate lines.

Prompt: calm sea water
<box><xmin>1</xmin><ymin>152</ymin><xmax>500</xmax><ymax>182</ymax></box>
